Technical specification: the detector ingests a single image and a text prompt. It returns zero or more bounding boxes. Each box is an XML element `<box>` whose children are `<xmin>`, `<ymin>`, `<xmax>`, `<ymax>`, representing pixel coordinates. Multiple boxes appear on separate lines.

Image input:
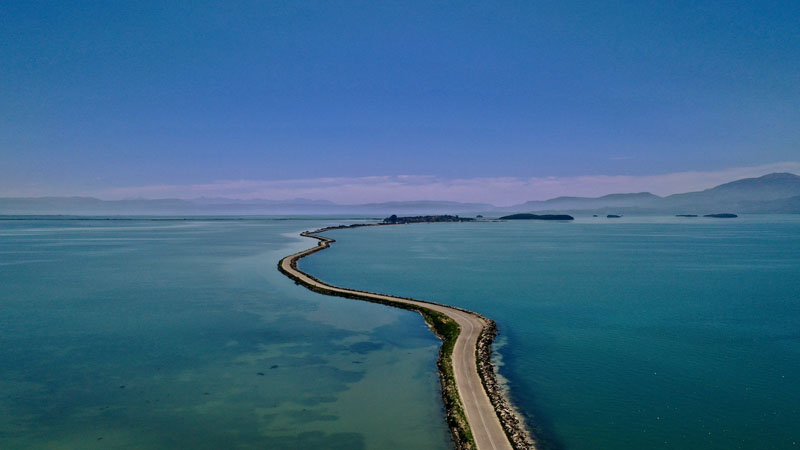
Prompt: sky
<box><xmin>1</xmin><ymin>1</ymin><xmax>798</xmax><ymax>203</ymax></box>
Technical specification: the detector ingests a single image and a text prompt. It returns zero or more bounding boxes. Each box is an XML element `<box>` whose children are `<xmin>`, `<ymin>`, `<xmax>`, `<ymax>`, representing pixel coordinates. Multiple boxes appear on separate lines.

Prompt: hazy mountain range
<box><xmin>2</xmin><ymin>173</ymin><xmax>799</xmax><ymax>216</ymax></box>
<box><xmin>509</xmin><ymin>173</ymin><xmax>800</xmax><ymax>215</ymax></box>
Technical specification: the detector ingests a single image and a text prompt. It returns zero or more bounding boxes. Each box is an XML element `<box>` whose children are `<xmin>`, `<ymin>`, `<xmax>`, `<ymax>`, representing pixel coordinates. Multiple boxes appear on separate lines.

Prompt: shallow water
<box><xmin>302</xmin><ymin>216</ymin><xmax>800</xmax><ymax>450</ymax></box>
<box><xmin>0</xmin><ymin>218</ymin><xmax>451</xmax><ymax>450</ymax></box>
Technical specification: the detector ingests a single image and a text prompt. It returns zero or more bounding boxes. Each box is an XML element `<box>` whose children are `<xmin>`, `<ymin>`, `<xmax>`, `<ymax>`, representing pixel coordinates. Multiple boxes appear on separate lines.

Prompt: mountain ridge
<box><xmin>2</xmin><ymin>173</ymin><xmax>798</xmax><ymax>215</ymax></box>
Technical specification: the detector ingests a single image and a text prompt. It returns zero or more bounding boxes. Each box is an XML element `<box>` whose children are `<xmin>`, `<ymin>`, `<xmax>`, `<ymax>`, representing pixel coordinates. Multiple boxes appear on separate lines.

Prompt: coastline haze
<box><xmin>3</xmin><ymin>171</ymin><xmax>800</xmax><ymax>215</ymax></box>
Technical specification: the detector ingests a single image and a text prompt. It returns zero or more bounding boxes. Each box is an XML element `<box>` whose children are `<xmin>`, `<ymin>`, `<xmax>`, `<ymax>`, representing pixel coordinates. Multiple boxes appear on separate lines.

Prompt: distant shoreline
<box><xmin>277</xmin><ymin>222</ymin><xmax>537</xmax><ymax>450</ymax></box>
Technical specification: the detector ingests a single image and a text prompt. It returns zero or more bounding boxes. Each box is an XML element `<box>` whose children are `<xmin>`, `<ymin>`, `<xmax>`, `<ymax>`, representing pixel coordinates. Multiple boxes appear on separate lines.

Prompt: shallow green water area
<box><xmin>0</xmin><ymin>218</ymin><xmax>451</xmax><ymax>450</ymax></box>
<box><xmin>302</xmin><ymin>216</ymin><xmax>800</xmax><ymax>450</ymax></box>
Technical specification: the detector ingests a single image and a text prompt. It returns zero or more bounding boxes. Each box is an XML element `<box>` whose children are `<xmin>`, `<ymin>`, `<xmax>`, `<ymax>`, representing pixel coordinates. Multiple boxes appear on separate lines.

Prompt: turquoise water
<box><xmin>0</xmin><ymin>218</ymin><xmax>451</xmax><ymax>450</ymax></box>
<box><xmin>302</xmin><ymin>216</ymin><xmax>800</xmax><ymax>450</ymax></box>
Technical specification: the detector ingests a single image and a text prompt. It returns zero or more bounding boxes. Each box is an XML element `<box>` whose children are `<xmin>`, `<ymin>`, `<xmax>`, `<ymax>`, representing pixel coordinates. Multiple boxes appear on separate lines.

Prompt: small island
<box><xmin>383</xmin><ymin>214</ymin><xmax>475</xmax><ymax>224</ymax></box>
<box><xmin>704</xmin><ymin>213</ymin><xmax>738</xmax><ymax>218</ymax></box>
<box><xmin>676</xmin><ymin>214</ymin><xmax>698</xmax><ymax>217</ymax></box>
<box><xmin>607</xmin><ymin>214</ymin><xmax>622</xmax><ymax>218</ymax></box>
<box><xmin>499</xmin><ymin>213</ymin><xmax>574</xmax><ymax>221</ymax></box>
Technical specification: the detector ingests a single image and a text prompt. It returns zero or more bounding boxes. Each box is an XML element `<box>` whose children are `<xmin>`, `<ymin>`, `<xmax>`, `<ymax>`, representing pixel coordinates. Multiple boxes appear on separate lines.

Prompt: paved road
<box><xmin>279</xmin><ymin>233</ymin><xmax>514</xmax><ymax>450</ymax></box>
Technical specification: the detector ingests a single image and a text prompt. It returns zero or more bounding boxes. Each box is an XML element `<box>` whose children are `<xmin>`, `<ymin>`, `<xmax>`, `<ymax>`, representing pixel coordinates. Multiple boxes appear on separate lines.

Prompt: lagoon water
<box><xmin>0</xmin><ymin>218</ymin><xmax>451</xmax><ymax>450</ymax></box>
<box><xmin>302</xmin><ymin>216</ymin><xmax>800</xmax><ymax>450</ymax></box>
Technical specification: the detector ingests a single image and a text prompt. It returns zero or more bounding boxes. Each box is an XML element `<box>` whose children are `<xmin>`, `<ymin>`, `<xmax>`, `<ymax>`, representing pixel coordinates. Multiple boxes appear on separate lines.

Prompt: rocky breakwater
<box><xmin>475</xmin><ymin>319</ymin><xmax>538</xmax><ymax>450</ymax></box>
<box><xmin>284</xmin><ymin>223</ymin><xmax>535</xmax><ymax>450</ymax></box>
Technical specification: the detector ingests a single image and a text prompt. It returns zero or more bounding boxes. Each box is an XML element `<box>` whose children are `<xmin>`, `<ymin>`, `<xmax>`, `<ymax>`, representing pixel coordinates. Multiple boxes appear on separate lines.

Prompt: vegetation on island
<box><xmin>499</xmin><ymin>213</ymin><xmax>574</xmax><ymax>221</ymax></box>
<box><xmin>383</xmin><ymin>214</ymin><xmax>475</xmax><ymax>224</ymax></box>
<box><xmin>704</xmin><ymin>213</ymin><xmax>738</xmax><ymax>218</ymax></box>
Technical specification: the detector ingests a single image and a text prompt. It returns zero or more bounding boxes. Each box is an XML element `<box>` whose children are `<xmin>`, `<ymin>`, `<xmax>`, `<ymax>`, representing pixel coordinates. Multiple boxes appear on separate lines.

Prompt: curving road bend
<box><xmin>279</xmin><ymin>232</ymin><xmax>514</xmax><ymax>450</ymax></box>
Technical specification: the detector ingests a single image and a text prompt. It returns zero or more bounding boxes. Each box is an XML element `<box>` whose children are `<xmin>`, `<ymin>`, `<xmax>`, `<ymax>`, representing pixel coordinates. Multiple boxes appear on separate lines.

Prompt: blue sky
<box><xmin>1</xmin><ymin>1</ymin><xmax>798</xmax><ymax>202</ymax></box>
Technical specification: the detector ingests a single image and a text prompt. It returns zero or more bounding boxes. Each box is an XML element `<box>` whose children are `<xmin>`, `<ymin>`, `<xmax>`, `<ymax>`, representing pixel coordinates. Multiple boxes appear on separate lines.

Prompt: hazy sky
<box><xmin>1</xmin><ymin>1</ymin><xmax>798</xmax><ymax>202</ymax></box>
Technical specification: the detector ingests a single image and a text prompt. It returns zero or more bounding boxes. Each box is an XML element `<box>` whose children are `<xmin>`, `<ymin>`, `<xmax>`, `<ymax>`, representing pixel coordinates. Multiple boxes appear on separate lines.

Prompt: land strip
<box><xmin>277</xmin><ymin>224</ymin><xmax>537</xmax><ymax>450</ymax></box>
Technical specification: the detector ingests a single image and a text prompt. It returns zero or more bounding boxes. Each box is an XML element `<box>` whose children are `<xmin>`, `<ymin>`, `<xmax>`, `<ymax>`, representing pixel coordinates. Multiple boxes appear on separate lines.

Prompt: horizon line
<box><xmin>2</xmin><ymin>162</ymin><xmax>798</xmax><ymax>207</ymax></box>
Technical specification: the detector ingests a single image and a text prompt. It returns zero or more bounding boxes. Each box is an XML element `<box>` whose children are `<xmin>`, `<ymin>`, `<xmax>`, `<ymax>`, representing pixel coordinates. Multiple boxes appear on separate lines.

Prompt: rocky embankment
<box><xmin>283</xmin><ymin>223</ymin><xmax>537</xmax><ymax>450</ymax></box>
<box><xmin>476</xmin><ymin>320</ymin><xmax>538</xmax><ymax>450</ymax></box>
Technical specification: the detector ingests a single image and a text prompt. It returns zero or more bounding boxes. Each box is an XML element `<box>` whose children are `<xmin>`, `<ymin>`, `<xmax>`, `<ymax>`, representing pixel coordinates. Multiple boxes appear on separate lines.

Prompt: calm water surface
<box><xmin>0</xmin><ymin>218</ymin><xmax>451</xmax><ymax>450</ymax></box>
<box><xmin>302</xmin><ymin>216</ymin><xmax>800</xmax><ymax>450</ymax></box>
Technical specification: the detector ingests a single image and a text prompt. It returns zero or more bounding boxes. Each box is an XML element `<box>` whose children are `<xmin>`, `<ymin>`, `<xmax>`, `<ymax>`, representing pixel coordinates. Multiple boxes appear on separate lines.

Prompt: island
<box><xmin>704</xmin><ymin>213</ymin><xmax>738</xmax><ymax>218</ymax></box>
<box><xmin>607</xmin><ymin>214</ymin><xmax>622</xmax><ymax>218</ymax></box>
<box><xmin>499</xmin><ymin>213</ymin><xmax>574</xmax><ymax>221</ymax></box>
<box><xmin>676</xmin><ymin>214</ymin><xmax>698</xmax><ymax>217</ymax></box>
<box><xmin>383</xmin><ymin>214</ymin><xmax>475</xmax><ymax>224</ymax></box>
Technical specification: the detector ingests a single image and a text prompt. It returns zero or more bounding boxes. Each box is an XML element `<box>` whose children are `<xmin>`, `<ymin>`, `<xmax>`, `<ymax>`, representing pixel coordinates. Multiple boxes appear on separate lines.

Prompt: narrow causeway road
<box><xmin>278</xmin><ymin>231</ymin><xmax>514</xmax><ymax>450</ymax></box>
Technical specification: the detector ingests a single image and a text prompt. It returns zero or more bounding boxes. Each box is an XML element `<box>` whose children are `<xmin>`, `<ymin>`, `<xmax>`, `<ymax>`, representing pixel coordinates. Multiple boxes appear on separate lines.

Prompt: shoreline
<box><xmin>277</xmin><ymin>223</ymin><xmax>537</xmax><ymax>450</ymax></box>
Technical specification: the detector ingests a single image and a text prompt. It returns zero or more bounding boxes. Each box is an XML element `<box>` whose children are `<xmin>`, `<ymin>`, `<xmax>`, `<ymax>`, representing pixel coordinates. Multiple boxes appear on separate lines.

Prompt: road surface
<box><xmin>278</xmin><ymin>231</ymin><xmax>514</xmax><ymax>450</ymax></box>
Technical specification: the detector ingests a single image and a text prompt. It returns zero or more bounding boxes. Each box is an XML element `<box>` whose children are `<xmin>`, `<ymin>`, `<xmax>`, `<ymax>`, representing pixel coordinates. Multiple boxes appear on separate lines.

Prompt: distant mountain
<box><xmin>191</xmin><ymin>197</ymin><xmax>337</xmax><ymax>206</ymax></box>
<box><xmin>738</xmin><ymin>195</ymin><xmax>800</xmax><ymax>214</ymax></box>
<box><xmin>1</xmin><ymin>173</ymin><xmax>799</xmax><ymax>215</ymax></box>
<box><xmin>509</xmin><ymin>192</ymin><xmax>662</xmax><ymax>212</ymax></box>
<box><xmin>0</xmin><ymin>197</ymin><xmax>492</xmax><ymax>216</ymax></box>
<box><xmin>0</xmin><ymin>197</ymin><xmax>200</xmax><ymax>215</ymax></box>
<box><xmin>684</xmin><ymin>172</ymin><xmax>800</xmax><ymax>201</ymax></box>
<box><xmin>662</xmin><ymin>172</ymin><xmax>800</xmax><ymax>212</ymax></box>
<box><xmin>505</xmin><ymin>173</ymin><xmax>800</xmax><ymax>215</ymax></box>
<box><xmin>348</xmin><ymin>200</ymin><xmax>494</xmax><ymax>214</ymax></box>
